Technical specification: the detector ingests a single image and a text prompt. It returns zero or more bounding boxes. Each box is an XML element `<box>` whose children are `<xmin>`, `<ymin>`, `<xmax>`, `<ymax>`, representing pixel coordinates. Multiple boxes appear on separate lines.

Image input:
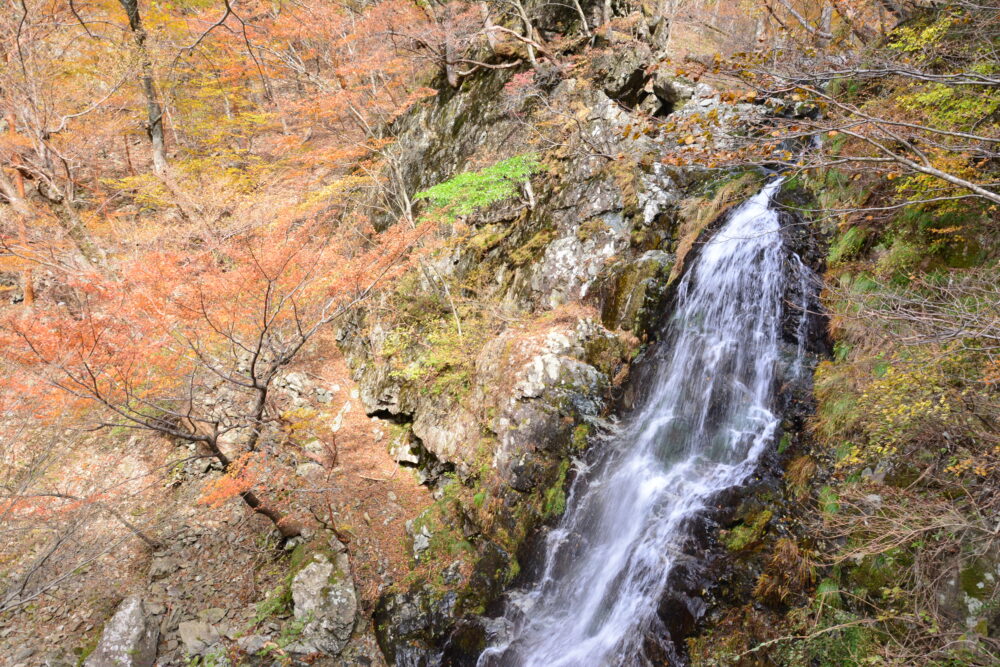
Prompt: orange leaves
<box><xmin>199</xmin><ymin>452</ymin><xmax>260</xmax><ymax>508</ymax></box>
<box><xmin>0</xmin><ymin>207</ymin><xmax>429</xmax><ymax>433</ymax></box>
<box><xmin>984</xmin><ymin>360</ymin><xmax>1000</xmax><ymax>387</ymax></box>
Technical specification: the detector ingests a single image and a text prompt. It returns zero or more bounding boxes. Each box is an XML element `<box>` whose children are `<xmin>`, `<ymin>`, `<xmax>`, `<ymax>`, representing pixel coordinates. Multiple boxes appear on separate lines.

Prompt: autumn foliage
<box><xmin>0</xmin><ymin>0</ymin><xmax>445</xmax><ymax>543</ymax></box>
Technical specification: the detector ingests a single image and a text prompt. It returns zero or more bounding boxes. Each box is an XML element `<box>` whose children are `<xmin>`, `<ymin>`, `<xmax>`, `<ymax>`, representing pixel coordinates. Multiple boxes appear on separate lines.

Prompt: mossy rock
<box><xmin>510</xmin><ymin>228</ymin><xmax>556</xmax><ymax>266</ymax></box>
<box><xmin>597</xmin><ymin>251</ymin><xmax>674</xmax><ymax>333</ymax></box>
<box><xmin>723</xmin><ymin>509</ymin><xmax>774</xmax><ymax>552</ymax></box>
<box><xmin>543</xmin><ymin>458</ymin><xmax>571</xmax><ymax>518</ymax></box>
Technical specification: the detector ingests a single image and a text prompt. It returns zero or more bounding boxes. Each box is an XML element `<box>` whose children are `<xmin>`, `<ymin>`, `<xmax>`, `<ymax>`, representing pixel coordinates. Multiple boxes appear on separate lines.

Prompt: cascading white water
<box><xmin>480</xmin><ymin>179</ymin><xmax>790</xmax><ymax>666</ymax></box>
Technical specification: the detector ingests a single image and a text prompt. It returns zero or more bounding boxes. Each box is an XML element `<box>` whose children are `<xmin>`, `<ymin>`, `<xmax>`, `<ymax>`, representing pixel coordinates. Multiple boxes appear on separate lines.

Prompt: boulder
<box><xmin>287</xmin><ymin>548</ymin><xmax>357</xmax><ymax>656</ymax></box>
<box><xmin>388</xmin><ymin>429</ymin><xmax>421</xmax><ymax>465</ymax></box>
<box><xmin>236</xmin><ymin>634</ymin><xmax>269</xmax><ymax>655</ymax></box>
<box><xmin>84</xmin><ymin>597</ymin><xmax>158</xmax><ymax>667</ymax></box>
<box><xmin>196</xmin><ymin>608</ymin><xmax>226</xmax><ymax>624</ymax></box>
<box><xmin>374</xmin><ymin>588</ymin><xmax>458</xmax><ymax>666</ymax></box>
<box><xmin>177</xmin><ymin>620</ymin><xmax>220</xmax><ymax>656</ymax></box>
<box><xmin>405</xmin><ymin>515</ymin><xmax>434</xmax><ymax>561</ymax></box>
<box><xmin>148</xmin><ymin>556</ymin><xmax>180</xmax><ymax>581</ymax></box>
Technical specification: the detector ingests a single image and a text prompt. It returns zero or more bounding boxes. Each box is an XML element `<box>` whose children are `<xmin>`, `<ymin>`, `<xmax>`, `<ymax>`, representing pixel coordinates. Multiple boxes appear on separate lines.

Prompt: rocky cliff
<box><xmin>332</xmin><ymin>10</ymin><xmax>814</xmax><ymax>662</ymax></box>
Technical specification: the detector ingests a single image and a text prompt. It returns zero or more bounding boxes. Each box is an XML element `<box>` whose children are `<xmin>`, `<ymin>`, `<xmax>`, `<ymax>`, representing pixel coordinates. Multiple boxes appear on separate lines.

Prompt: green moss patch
<box><xmin>723</xmin><ymin>509</ymin><xmax>773</xmax><ymax>552</ymax></box>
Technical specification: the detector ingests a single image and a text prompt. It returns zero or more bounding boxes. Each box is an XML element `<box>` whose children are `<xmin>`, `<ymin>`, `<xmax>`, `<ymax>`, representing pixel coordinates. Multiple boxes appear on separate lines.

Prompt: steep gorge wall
<box><xmin>335</xmin><ymin>18</ymin><xmax>815</xmax><ymax>663</ymax></box>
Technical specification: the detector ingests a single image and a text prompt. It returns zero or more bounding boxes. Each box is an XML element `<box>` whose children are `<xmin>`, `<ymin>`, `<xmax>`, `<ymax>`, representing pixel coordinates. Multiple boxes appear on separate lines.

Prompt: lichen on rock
<box><xmin>84</xmin><ymin>596</ymin><xmax>159</xmax><ymax>667</ymax></box>
<box><xmin>286</xmin><ymin>539</ymin><xmax>358</xmax><ymax>657</ymax></box>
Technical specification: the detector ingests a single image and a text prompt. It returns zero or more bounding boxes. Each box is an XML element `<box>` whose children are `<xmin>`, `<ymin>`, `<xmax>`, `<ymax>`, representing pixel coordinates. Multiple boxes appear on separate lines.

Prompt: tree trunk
<box><xmin>481</xmin><ymin>4</ymin><xmax>498</xmax><ymax>51</ymax></box>
<box><xmin>0</xmin><ymin>167</ymin><xmax>101</xmax><ymax>269</ymax></box>
<box><xmin>11</xmin><ymin>166</ymin><xmax>33</xmax><ymax>305</ymax></box>
<box><xmin>571</xmin><ymin>0</ymin><xmax>591</xmax><ymax>36</ymax></box>
<box><xmin>240</xmin><ymin>490</ymin><xmax>304</xmax><ymax>539</ymax></box>
<box><xmin>118</xmin><ymin>0</ymin><xmax>168</xmax><ymax>175</ymax></box>
<box><xmin>205</xmin><ymin>436</ymin><xmax>302</xmax><ymax>540</ymax></box>
<box><xmin>56</xmin><ymin>196</ymin><xmax>106</xmax><ymax>266</ymax></box>
<box><xmin>819</xmin><ymin>4</ymin><xmax>834</xmax><ymax>48</ymax></box>
<box><xmin>443</xmin><ymin>5</ymin><xmax>461</xmax><ymax>88</ymax></box>
<box><xmin>513</xmin><ymin>0</ymin><xmax>540</xmax><ymax>66</ymax></box>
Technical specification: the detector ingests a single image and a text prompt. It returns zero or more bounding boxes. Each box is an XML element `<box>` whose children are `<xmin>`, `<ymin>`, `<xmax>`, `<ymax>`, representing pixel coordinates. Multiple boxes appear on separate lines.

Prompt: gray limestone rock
<box><xmin>288</xmin><ymin>550</ymin><xmax>358</xmax><ymax>656</ymax></box>
<box><xmin>405</xmin><ymin>517</ymin><xmax>433</xmax><ymax>560</ymax></box>
<box><xmin>197</xmin><ymin>608</ymin><xmax>226</xmax><ymax>624</ymax></box>
<box><xmin>236</xmin><ymin>634</ymin><xmax>269</xmax><ymax>654</ymax></box>
<box><xmin>177</xmin><ymin>620</ymin><xmax>220</xmax><ymax>656</ymax></box>
<box><xmin>388</xmin><ymin>429</ymin><xmax>421</xmax><ymax>465</ymax></box>
<box><xmin>84</xmin><ymin>597</ymin><xmax>159</xmax><ymax>667</ymax></box>
<box><xmin>148</xmin><ymin>556</ymin><xmax>180</xmax><ymax>581</ymax></box>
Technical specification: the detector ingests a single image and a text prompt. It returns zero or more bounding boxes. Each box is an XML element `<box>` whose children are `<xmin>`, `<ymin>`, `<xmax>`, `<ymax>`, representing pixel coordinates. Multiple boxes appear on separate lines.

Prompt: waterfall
<box><xmin>479</xmin><ymin>179</ymin><xmax>791</xmax><ymax>666</ymax></box>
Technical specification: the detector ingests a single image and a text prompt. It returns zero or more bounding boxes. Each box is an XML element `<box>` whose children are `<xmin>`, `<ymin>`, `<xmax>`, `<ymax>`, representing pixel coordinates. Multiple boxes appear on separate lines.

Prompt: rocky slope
<box><xmin>331</xmin><ymin>14</ymin><xmax>823</xmax><ymax>664</ymax></box>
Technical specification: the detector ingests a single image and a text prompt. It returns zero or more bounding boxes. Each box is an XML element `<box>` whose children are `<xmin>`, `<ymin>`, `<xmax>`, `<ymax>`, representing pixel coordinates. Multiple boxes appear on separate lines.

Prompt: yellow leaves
<box><xmin>0</xmin><ymin>255</ymin><xmax>33</xmax><ymax>272</ymax></box>
<box><xmin>298</xmin><ymin>173</ymin><xmax>372</xmax><ymax>212</ymax></box>
<box><xmin>928</xmin><ymin>225</ymin><xmax>963</xmax><ymax>235</ymax></box>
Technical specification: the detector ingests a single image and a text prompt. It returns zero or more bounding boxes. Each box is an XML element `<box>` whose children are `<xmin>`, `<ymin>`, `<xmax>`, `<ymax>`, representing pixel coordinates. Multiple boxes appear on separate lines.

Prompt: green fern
<box><xmin>414</xmin><ymin>154</ymin><xmax>542</xmax><ymax>221</ymax></box>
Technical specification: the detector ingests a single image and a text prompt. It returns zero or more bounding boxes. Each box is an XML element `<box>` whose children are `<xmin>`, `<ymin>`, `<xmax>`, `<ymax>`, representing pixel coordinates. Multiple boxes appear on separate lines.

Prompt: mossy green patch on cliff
<box><xmin>827</xmin><ymin>225</ymin><xmax>869</xmax><ymax>266</ymax></box>
<box><xmin>851</xmin><ymin>550</ymin><xmax>910</xmax><ymax>597</ymax></box>
<box><xmin>723</xmin><ymin>509</ymin><xmax>773</xmax><ymax>552</ymax></box>
<box><xmin>505</xmin><ymin>556</ymin><xmax>521</xmax><ymax>584</ymax></box>
<box><xmin>250</xmin><ymin>533</ymin><xmax>345</xmax><ymax>628</ymax></box>
<box><xmin>387</xmin><ymin>301</ymin><xmax>498</xmax><ymax>400</ymax></box>
<box><xmin>510</xmin><ymin>228</ymin><xmax>556</xmax><ymax>266</ymax></box>
<box><xmin>543</xmin><ymin>458</ymin><xmax>571</xmax><ymax>518</ymax></box>
<box><xmin>576</xmin><ymin>217</ymin><xmax>611</xmax><ymax>242</ymax></box>
<box><xmin>599</xmin><ymin>253</ymin><xmax>673</xmax><ymax>333</ymax></box>
<box><xmin>583</xmin><ymin>329</ymin><xmax>640</xmax><ymax>376</ymax></box>
<box><xmin>409</xmin><ymin>501</ymin><xmax>475</xmax><ymax>569</ymax></box>
<box><xmin>252</xmin><ymin>583</ymin><xmax>293</xmax><ymax>626</ymax></box>
<box><xmin>74</xmin><ymin>628</ymin><xmax>104</xmax><ymax>665</ymax></box>
<box><xmin>467</xmin><ymin>223</ymin><xmax>513</xmax><ymax>255</ymax></box>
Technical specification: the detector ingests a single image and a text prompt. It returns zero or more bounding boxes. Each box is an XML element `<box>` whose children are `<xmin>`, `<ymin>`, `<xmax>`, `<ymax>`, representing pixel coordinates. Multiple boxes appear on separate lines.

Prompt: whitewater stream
<box><xmin>480</xmin><ymin>180</ymin><xmax>793</xmax><ymax>666</ymax></box>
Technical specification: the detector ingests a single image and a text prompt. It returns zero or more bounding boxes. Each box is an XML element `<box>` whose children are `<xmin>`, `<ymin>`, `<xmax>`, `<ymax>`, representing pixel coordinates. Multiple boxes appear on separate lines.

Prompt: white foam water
<box><xmin>479</xmin><ymin>179</ymin><xmax>789</xmax><ymax>666</ymax></box>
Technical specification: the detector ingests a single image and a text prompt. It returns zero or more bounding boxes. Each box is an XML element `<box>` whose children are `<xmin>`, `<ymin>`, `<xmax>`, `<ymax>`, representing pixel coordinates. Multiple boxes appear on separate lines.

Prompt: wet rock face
<box><xmin>374</xmin><ymin>588</ymin><xmax>459</xmax><ymax>667</ymax></box>
<box><xmin>84</xmin><ymin>596</ymin><xmax>159</xmax><ymax>667</ymax></box>
<box><xmin>595</xmin><ymin>249</ymin><xmax>674</xmax><ymax>334</ymax></box>
<box><xmin>485</xmin><ymin>319</ymin><xmax>616</xmax><ymax>488</ymax></box>
<box><xmin>288</xmin><ymin>546</ymin><xmax>358</xmax><ymax>657</ymax></box>
<box><xmin>340</xmin><ymin>9</ymin><xmax>781</xmax><ymax>662</ymax></box>
<box><xmin>775</xmin><ymin>205</ymin><xmax>830</xmax><ymax>412</ymax></box>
